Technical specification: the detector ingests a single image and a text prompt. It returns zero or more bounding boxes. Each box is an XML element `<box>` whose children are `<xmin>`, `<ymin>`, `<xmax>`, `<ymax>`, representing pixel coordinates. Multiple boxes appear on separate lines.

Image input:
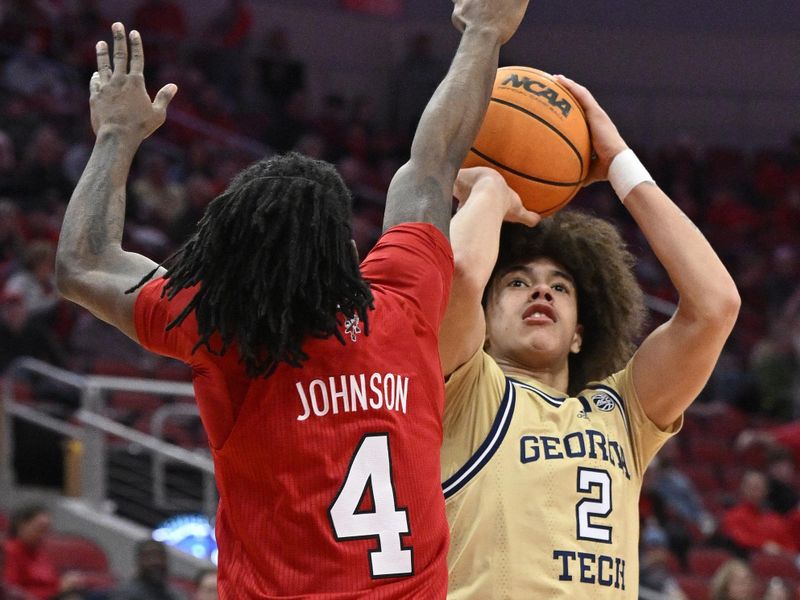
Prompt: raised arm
<box><xmin>556</xmin><ymin>75</ymin><xmax>741</xmax><ymax>429</ymax></box>
<box><xmin>55</xmin><ymin>23</ymin><xmax>177</xmax><ymax>340</ymax></box>
<box><xmin>382</xmin><ymin>0</ymin><xmax>529</xmax><ymax>236</ymax></box>
<box><xmin>439</xmin><ymin>168</ymin><xmax>539</xmax><ymax>375</ymax></box>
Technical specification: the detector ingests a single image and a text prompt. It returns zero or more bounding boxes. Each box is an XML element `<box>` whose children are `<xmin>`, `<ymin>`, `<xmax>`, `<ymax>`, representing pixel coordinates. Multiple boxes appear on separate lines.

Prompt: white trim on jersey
<box><xmin>442</xmin><ymin>380</ymin><xmax>516</xmax><ymax>499</ymax></box>
<box><xmin>510</xmin><ymin>378</ymin><xmax>567</xmax><ymax>408</ymax></box>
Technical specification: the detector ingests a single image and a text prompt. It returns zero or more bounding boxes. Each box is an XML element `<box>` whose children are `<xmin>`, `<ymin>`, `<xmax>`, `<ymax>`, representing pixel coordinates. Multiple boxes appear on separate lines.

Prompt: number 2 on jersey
<box><xmin>329</xmin><ymin>433</ymin><xmax>413</xmax><ymax>578</ymax></box>
<box><xmin>575</xmin><ymin>467</ymin><xmax>612</xmax><ymax>543</ymax></box>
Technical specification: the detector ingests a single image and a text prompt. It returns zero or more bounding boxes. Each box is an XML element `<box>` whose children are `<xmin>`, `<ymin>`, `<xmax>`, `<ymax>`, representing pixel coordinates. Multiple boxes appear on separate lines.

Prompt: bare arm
<box><xmin>624</xmin><ymin>185</ymin><xmax>740</xmax><ymax>427</ymax></box>
<box><xmin>439</xmin><ymin>168</ymin><xmax>539</xmax><ymax>375</ymax></box>
<box><xmin>55</xmin><ymin>23</ymin><xmax>177</xmax><ymax>340</ymax></box>
<box><xmin>383</xmin><ymin>0</ymin><xmax>529</xmax><ymax>236</ymax></box>
<box><xmin>557</xmin><ymin>76</ymin><xmax>741</xmax><ymax>429</ymax></box>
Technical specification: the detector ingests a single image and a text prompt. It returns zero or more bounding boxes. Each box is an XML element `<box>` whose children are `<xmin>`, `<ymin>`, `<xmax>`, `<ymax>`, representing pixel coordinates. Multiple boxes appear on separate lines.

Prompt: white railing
<box><xmin>1</xmin><ymin>358</ymin><xmax>216</xmax><ymax>519</ymax></box>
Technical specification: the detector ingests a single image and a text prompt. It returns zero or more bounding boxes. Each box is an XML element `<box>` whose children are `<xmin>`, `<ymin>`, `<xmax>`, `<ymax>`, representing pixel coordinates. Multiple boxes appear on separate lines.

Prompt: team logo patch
<box><xmin>344</xmin><ymin>314</ymin><xmax>362</xmax><ymax>342</ymax></box>
<box><xmin>592</xmin><ymin>392</ymin><xmax>615</xmax><ymax>412</ymax></box>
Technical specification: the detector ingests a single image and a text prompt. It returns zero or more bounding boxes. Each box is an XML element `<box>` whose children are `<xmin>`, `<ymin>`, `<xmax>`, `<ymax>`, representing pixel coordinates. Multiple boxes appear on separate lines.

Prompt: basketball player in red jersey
<box><xmin>54</xmin><ymin>1</ymin><xmax>532</xmax><ymax>598</ymax></box>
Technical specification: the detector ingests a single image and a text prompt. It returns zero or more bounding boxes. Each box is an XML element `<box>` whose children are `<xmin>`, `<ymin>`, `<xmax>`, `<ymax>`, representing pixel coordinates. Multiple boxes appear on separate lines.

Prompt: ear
<box><xmin>350</xmin><ymin>239</ymin><xmax>359</xmax><ymax>263</ymax></box>
<box><xmin>570</xmin><ymin>324</ymin><xmax>584</xmax><ymax>354</ymax></box>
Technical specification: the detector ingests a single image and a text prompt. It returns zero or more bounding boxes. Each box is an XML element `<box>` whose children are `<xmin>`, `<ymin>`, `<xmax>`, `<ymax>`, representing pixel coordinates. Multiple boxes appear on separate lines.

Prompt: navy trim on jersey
<box><xmin>442</xmin><ymin>378</ymin><xmax>516</xmax><ymax>499</ymax></box>
<box><xmin>509</xmin><ymin>378</ymin><xmax>566</xmax><ymax>408</ymax></box>
<box><xmin>586</xmin><ymin>384</ymin><xmax>629</xmax><ymax>434</ymax></box>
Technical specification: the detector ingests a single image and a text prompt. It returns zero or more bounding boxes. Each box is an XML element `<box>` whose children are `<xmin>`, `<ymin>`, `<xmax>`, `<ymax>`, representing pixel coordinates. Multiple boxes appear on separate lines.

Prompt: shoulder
<box><xmin>444</xmin><ymin>350</ymin><xmax>506</xmax><ymax>425</ymax></box>
<box><xmin>364</xmin><ymin>223</ymin><xmax>452</xmax><ymax>267</ymax></box>
<box><xmin>446</xmin><ymin>350</ymin><xmax>502</xmax><ymax>392</ymax></box>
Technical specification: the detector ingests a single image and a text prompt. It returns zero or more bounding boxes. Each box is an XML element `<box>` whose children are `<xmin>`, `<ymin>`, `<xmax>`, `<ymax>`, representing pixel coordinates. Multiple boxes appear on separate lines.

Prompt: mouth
<box><xmin>522</xmin><ymin>303</ymin><xmax>556</xmax><ymax>323</ymax></box>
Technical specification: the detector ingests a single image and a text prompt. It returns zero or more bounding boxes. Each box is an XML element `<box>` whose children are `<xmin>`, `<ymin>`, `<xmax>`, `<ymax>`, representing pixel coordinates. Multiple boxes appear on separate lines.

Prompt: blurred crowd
<box><xmin>0</xmin><ymin>1</ymin><xmax>798</xmax><ymax>599</ymax></box>
<box><xmin>1</xmin><ymin>504</ymin><xmax>216</xmax><ymax>600</ymax></box>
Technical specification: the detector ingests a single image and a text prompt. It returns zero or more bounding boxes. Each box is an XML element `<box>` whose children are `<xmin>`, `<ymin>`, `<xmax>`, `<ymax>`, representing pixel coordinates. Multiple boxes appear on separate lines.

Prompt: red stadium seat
<box><xmin>91</xmin><ymin>359</ymin><xmax>147</xmax><ymax>378</ymax></box>
<box><xmin>154</xmin><ymin>362</ymin><xmax>192</xmax><ymax>382</ymax></box>
<box><xmin>42</xmin><ymin>534</ymin><xmax>109</xmax><ymax>573</ymax></box>
<box><xmin>681</xmin><ymin>464</ymin><xmax>721</xmax><ymax>493</ymax></box>
<box><xmin>108</xmin><ymin>391</ymin><xmax>163</xmax><ymax>414</ymax></box>
<box><xmin>750</xmin><ymin>551</ymin><xmax>800</xmax><ymax>582</ymax></box>
<box><xmin>170</xmin><ymin>576</ymin><xmax>196</xmax><ymax>597</ymax></box>
<box><xmin>688</xmin><ymin>438</ymin><xmax>734</xmax><ymax>465</ymax></box>
<box><xmin>675</xmin><ymin>573</ymin><xmax>709</xmax><ymax>600</ymax></box>
<box><xmin>713</xmin><ymin>406</ymin><xmax>747</xmax><ymax>438</ymax></box>
<box><xmin>688</xmin><ymin>547</ymin><xmax>734</xmax><ymax>577</ymax></box>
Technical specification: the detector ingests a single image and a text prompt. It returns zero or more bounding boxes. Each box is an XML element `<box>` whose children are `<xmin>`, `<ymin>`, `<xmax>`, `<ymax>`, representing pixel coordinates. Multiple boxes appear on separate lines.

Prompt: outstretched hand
<box><xmin>90</xmin><ymin>22</ymin><xmax>177</xmax><ymax>143</ymax></box>
<box><xmin>553</xmin><ymin>75</ymin><xmax>628</xmax><ymax>186</ymax></box>
<box><xmin>453</xmin><ymin>167</ymin><xmax>540</xmax><ymax>226</ymax></box>
<box><xmin>452</xmin><ymin>0</ymin><xmax>530</xmax><ymax>44</ymax></box>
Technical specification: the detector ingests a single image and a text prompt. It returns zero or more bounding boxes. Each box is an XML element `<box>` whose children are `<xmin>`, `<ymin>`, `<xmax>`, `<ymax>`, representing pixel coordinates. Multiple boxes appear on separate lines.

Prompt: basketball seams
<box><xmin>486</xmin><ymin>97</ymin><xmax>585</xmax><ymax>179</ymax></box>
<box><xmin>466</xmin><ymin>65</ymin><xmax>592</xmax><ymax>214</ymax></box>
<box><xmin>468</xmin><ymin>147</ymin><xmax>582</xmax><ymax>188</ymax></box>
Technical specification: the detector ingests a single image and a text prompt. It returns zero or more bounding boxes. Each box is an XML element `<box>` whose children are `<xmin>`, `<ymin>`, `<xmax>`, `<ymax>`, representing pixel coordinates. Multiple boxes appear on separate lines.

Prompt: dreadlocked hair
<box><xmin>129</xmin><ymin>152</ymin><xmax>374</xmax><ymax>378</ymax></box>
<box><xmin>487</xmin><ymin>210</ymin><xmax>647</xmax><ymax>396</ymax></box>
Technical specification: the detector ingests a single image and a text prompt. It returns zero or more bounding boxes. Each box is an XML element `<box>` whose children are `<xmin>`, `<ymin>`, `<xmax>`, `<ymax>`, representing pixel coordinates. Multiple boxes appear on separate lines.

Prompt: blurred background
<box><xmin>0</xmin><ymin>1</ymin><xmax>798</xmax><ymax>599</ymax></box>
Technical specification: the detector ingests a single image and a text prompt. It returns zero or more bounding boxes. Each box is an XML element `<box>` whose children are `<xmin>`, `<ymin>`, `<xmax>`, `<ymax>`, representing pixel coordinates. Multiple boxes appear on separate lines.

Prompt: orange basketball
<box><xmin>464</xmin><ymin>66</ymin><xmax>592</xmax><ymax>215</ymax></box>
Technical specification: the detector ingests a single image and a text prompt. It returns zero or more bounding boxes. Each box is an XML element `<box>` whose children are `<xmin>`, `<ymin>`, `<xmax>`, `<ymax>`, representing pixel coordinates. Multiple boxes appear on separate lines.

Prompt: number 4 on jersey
<box><xmin>329</xmin><ymin>433</ymin><xmax>414</xmax><ymax>578</ymax></box>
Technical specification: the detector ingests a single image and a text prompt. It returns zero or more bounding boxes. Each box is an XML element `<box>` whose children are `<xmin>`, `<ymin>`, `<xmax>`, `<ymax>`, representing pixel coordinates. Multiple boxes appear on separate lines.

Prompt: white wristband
<box><xmin>608</xmin><ymin>149</ymin><xmax>654</xmax><ymax>203</ymax></box>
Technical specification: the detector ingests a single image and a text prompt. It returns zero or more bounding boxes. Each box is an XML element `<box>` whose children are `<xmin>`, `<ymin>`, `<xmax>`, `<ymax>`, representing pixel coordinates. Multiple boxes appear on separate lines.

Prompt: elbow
<box><xmin>453</xmin><ymin>257</ymin><xmax>489</xmax><ymax>300</ymax></box>
<box><xmin>54</xmin><ymin>250</ymin><xmax>81</xmax><ymax>299</ymax></box>
<box><xmin>716</xmin><ymin>281</ymin><xmax>742</xmax><ymax>326</ymax></box>
<box><xmin>697</xmin><ymin>281</ymin><xmax>741</xmax><ymax>332</ymax></box>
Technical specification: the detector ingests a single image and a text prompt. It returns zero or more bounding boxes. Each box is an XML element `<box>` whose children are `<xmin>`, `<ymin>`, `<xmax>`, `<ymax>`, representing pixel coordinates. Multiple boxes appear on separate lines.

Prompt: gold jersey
<box><xmin>441</xmin><ymin>350</ymin><xmax>681</xmax><ymax>599</ymax></box>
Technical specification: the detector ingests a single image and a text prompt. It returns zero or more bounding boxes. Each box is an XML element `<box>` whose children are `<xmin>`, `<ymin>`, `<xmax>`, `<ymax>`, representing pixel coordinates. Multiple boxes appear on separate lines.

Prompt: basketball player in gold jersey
<box><xmin>438</xmin><ymin>76</ymin><xmax>740</xmax><ymax>598</ymax></box>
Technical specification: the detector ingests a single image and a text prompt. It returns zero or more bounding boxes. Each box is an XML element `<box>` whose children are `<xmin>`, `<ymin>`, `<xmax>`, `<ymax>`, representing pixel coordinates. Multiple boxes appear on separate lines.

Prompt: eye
<box><xmin>552</xmin><ymin>283</ymin><xmax>569</xmax><ymax>293</ymax></box>
<box><xmin>508</xmin><ymin>278</ymin><xmax>528</xmax><ymax>288</ymax></box>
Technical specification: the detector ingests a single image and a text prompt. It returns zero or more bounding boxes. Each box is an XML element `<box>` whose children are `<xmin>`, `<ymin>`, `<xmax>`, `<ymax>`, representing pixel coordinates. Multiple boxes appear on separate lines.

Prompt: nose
<box><xmin>531</xmin><ymin>284</ymin><xmax>553</xmax><ymax>302</ymax></box>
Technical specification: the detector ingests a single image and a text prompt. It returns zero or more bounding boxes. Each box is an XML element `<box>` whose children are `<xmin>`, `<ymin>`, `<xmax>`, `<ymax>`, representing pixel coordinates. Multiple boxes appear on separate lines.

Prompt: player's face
<box><xmin>484</xmin><ymin>257</ymin><xmax>582</xmax><ymax>372</ymax></box>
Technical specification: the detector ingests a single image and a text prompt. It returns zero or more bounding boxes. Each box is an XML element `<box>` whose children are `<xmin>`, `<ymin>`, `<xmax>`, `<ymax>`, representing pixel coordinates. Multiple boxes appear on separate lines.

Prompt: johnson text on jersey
<box><xmin>296</xmin><ymin>373</ymin><xmax>409</xmax><ymax>421</ymax></box>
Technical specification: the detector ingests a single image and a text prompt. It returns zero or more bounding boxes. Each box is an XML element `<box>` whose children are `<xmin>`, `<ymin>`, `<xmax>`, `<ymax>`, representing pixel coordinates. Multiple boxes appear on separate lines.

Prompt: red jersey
<box><xmin>2</xmin><ymin>539</ymin><xmax>59</xmax><ymax>600</ymax></box>
<box><xmin>135</xmin><ymin>223</ymin><xmax>453</xmax><ymax>599</ymax></box>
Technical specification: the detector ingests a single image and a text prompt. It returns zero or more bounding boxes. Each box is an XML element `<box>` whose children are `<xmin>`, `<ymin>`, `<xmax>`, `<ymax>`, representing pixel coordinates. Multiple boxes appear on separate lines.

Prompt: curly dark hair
<box><xmin>130</xmin><ymin>152</ymin><xmax>374</xmax><ymax>378</ymax></box>
<box><xmin>486</xmin><ymin>210</ymin><xmax>646</xmax><ymax>395</ymax></box>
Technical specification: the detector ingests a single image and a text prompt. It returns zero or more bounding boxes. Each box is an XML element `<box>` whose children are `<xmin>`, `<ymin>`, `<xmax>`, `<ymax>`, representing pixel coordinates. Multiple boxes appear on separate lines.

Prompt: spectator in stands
<box><xmin>0</xmin><ymin>199</ymin><xmax>25</xmax><ymax>275</ymax></box>
<box><xmin>0</xmin><ymin>132</ymin><xmax>23</xmax><ymax>199</ymax></box>
<box><xmin>0</xmin><ymin>289</ymin><xmax>67</xmax><ymax>371</ymax></box>
<box><xmin>16</xmin><ymin>125</ymin><xmax>73</xmax><ymax>213</ymax></box>
<box><xmin>198</xmin><ymin>0</ymin><xmax>253</xmax><ymax>100</ymax></box>
<box><xmin>2</xmin><ymin>505</ymin><xmax>84</xmax><ymax>600</ymax></box>
<box><xmin>638</xmin><ymin>523</ymin><xmax>687</xmax><ymax>600</ymax></box>
<box><xmin>764</xmin><ymin>447</ymin><xmax>799</xmax><ymax>515</ymax></box>
<box><xmin>1</xmin><ymin>33</ymin><xmax>70</xmax><ymax>111</ymax></box>
<box><xmin>738</xmin><ymin>420</ymin><xmax>800</xmax><ymax>470</ymax></box>
<box><xmin>110</xmin><ymin>540</ymin><xmax>185</xmax><ymax>600</ymax></box>
<box><xmin>763</xmin><ymin>577</ymin><xmax>794</xmax><ymax>600</ymax></box>
<box><xmin>749</xmin><ymin>314</ymin><xmax>799</xmax><ymax>420</ymax></box>
<box><xmin>167</xmin><ymin>174</ymin><xmax>216</xmax><ymax>245</ymax></box>
<box><xmin>709</xmin><ymin>559</ymin><xmax>757</xmax><ymax>600</ymax></box>
<box><xmin>0</xmin><ymin>541</ymin><xmax>29</xmax><ymax>600</ymax></box>
<box><xmin>720</xmin><ymin>470</ymin><xmax>797</xmax><ymax>555</ymax></box>
<box><xmin>129</xmin><ymin>153</ymin><xmax>186</xmax><ymax>228</ymax></box>
<box><xmin>4</xmin><ymin>240</ymin><xmax>59</xmax><ymax>321</ymax></box>
<box><xmin>255</xmin><ymin>27</ymin><xmax>305</xmax><ymax>115</ymax></box>
<box><xmin>389</xmin><ymin>32</ymin><xmax>446</xmax><ymax>137</ymax></box>
<box><xmin>192</xmin><ymin>569</ymin><xmax>216</xmax><ymax>600</ymax></box>
<box><xmin>131</xmin><ymin>0</ymin><xmax>186</xmax><ymax>78</ymax></box>
<box><xmin>650</xmin><ymin>439</ymin><xmax>717</xmax><ymax>536</ymax></box>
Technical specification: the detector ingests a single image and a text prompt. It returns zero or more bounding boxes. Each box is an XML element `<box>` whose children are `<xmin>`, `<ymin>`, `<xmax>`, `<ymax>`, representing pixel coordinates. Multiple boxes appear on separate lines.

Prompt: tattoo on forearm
<box><xmin>70</xmin><ymin>134</ymin><xmax>128</xmax><ymax>256</ymax></box>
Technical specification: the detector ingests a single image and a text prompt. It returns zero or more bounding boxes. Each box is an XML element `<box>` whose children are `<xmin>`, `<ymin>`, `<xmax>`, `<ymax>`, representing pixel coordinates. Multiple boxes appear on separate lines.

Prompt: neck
<box><xmin>492</xmin><ymin>355</ymin><xmax>570</xmax><ymax>394</ymax></box>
